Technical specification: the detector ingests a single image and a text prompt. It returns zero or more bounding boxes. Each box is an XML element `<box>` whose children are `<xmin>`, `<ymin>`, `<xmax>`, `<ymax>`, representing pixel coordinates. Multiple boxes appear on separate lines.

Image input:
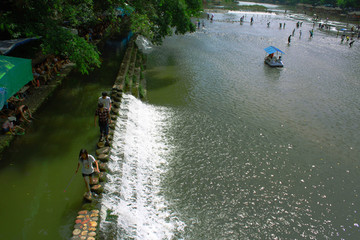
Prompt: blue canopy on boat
<box><xmin>264</xmin><ymin>46</ymin><xmax>285</xmax><ymax>54</ymax></box>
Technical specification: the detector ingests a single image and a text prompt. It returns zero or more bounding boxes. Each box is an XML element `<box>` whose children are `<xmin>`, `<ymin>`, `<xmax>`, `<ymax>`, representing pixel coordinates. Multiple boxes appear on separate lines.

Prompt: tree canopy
<box><xmin>0</xmin><ymin>0</ymin><xmax>202</xmax><ymax>74</ymax></box>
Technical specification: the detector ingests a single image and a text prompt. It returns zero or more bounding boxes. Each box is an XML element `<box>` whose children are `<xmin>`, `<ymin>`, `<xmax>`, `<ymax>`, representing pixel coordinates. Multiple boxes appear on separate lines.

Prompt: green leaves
<box><xmin>1</xmin><ymin>0</ymin><xmax>202</xmax><ymax>75</ymax></box>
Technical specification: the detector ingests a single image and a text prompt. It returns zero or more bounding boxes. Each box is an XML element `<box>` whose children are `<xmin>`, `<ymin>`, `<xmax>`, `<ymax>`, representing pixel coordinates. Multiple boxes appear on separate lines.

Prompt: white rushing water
<box><xmin>99</xmin><ymin>94</ymin><xmax>185</xmax><ymax>240</ymax></box>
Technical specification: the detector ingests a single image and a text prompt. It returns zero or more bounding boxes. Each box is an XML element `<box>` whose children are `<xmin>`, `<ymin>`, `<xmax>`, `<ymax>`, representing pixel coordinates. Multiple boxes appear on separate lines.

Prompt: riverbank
<box><xmin>0</xmin><ymin>61</ymin><xmax>75</xmax><ymax>156</ymax></box>
<box><xmin>205</xmin><ymin>1</ymin><xmax>360</xmax><ymax>24</ymax></box>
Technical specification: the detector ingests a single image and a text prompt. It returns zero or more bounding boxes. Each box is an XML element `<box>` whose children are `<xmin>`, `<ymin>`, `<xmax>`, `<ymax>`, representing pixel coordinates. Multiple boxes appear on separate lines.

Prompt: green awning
<box><xmin>0</xmin><ymin>55</ymin><xmax>33</xmax><ymax>109</ymax></box>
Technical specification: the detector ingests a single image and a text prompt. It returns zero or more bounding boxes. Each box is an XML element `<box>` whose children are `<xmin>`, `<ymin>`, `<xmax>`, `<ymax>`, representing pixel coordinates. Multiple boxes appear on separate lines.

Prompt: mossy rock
<box><xmin>98</xmin><ymin>154</ymin><xmax>109</xmax><ymax>162</ymax></box>
<box><xmin>111</xmin><ymin>108</ymin><xmax>119</xmax><ymax>115</ymax></box>
<box><xmin>82</xmin><ymin>202</ymin><xmax>99</xmax><ymax>211</ymax></box>
<box><xmin>111</xmin><ymin>94</ymin><xmax>122</xmax><ymax>102</ymax></box>
<box><xmin>91</xmin><ymin>184</ymin><xmax>104</xmax><ymax>194</ymax></box>
<box><xmin>99</xmin><ymin>172</ymin><xmax>108</xmax><ymax>182</ymax></box>
<box><xmin>111</xmin><ymin>104</ymin><xmax>119</xmax><ymax>110</ymax></box>
<box><xmin>96</xmin><ymin>147</ymin><xmax>110</xmax><ymax>155</ymax></box>
<box><xmin>99</xmin><ymin>162</ymin><xmax>109</xmax><ymax>172</ymax></box>
<box><xmin>97</xmin><ymin>142</ymin><xmax>105</xmax><ymax>148</ymax></box>
<box><xmin>112</xmin><ymin>102</ymin><xmax>120</xmax><ymax>108</ymax></box>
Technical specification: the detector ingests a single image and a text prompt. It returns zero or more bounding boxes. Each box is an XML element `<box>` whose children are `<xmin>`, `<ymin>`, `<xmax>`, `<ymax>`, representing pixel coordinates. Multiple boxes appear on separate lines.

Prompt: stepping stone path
<box><xmin>71</xmin><ymin>37</ymin><xmax>147</xmax><ymax>239</ymax></box>
<box><xmin>71</xmin><ymin>210</ymin><xmax>99</xmax><ymax>240</ymax></box>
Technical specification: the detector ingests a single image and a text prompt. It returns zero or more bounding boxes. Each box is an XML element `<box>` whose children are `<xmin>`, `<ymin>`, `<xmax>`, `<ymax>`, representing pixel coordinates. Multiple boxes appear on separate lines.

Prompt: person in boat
<box><xmin>267</xmin><ymin>53</ymin><xmax>274</xmax><ymax>60</ymax></box>
<box><xmin>75</xmin><ymin>149</ymin><xmax>99</xmax><ymax>199</ymax></box>
<box><xmin>277</xmin><ymin>56</ymin><xmax>282</xmax><ymax>63</ymax></box>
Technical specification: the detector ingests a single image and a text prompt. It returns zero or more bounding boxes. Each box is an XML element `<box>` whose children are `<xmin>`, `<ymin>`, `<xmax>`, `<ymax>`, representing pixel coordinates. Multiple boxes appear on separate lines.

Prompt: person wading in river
<box><xmin>94</xmin><ymin>102</ymin><xmax>111</xmax><ymax>146</ymax></box>
<box><xmin>75</xmin><ymin>149</ymin><xmax>99</xmax><ymax>199</ymax></box>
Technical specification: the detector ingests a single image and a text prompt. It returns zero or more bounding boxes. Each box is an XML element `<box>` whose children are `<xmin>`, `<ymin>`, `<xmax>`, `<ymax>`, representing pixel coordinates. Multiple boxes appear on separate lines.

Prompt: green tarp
<box><xmin>0</xmin><ymin>55</ymin><xmax>33</xmax><ymax>109</ymax></box>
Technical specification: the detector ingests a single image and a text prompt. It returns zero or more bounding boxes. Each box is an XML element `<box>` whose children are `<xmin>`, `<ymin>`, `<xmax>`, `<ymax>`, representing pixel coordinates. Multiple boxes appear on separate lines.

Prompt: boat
<box><xmin>264</xmin><ymin>46</ymin><xmax>285</xmax><ymax>67</ymax></box>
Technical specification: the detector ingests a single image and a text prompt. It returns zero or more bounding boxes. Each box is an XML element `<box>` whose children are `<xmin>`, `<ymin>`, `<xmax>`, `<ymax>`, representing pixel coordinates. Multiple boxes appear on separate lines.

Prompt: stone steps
<box><xmin>71</xmin><ymin>35</ymin><xmax>148</xmax><ymax>239</ymax></box>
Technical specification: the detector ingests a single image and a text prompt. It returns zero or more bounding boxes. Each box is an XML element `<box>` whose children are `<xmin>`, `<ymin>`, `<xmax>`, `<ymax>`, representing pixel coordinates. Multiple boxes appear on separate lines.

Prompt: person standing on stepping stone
<box><xmin>75</xmin><ymin>149</ymin><xmax>99</xmax><ymax>198</ymax></box>
<box><xmin>94</xmin><ymin>102</ymin><xmax>111</xmax><ymax>146</ymax></box>
<box><xmin>98</xmin><ymin>91</ymin><xmax>111</xmax><ymax>111</ymax></box>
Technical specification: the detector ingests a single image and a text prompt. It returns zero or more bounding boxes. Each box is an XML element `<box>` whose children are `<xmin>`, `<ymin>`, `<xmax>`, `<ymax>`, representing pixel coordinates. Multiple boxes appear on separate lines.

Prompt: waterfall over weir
<box><xmin>99</xmin><ymin>94</ymin><xmax>185</xmax><ymax>239</ymax></box>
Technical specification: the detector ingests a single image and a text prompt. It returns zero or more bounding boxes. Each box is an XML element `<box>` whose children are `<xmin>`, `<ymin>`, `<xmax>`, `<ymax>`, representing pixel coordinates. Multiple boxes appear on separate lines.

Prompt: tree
<box><xmin>0</xmin><ymin>0</ymin><xmax>202</xmax><ymax>74</ymax></box>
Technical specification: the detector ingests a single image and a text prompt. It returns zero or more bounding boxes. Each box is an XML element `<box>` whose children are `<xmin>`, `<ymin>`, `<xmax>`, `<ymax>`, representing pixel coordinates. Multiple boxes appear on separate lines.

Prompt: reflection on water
<box><xmin>144</xmin><ymin>9</ymin><xmax>360</xmax><ymax>240</ymax></box>
<box><xmin>0</xmin><ymin>37</ymin><xmax>128</xmax><ymax>240</ymax></box>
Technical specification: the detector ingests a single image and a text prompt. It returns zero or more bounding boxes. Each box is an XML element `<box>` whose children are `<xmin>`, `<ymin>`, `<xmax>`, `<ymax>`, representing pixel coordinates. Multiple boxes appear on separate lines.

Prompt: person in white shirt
<box><xmin>75</xmin><ymin>149</ymin><xmax>99</xmax><ymax>198</ymax></box>
<box><xmin>98</xmin><ymin>91</ymin><xmax>111</xmax><ymax>111</ymax></box>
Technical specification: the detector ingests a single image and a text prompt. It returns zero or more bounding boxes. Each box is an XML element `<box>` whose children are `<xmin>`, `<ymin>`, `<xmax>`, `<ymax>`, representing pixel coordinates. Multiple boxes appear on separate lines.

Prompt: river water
<box><xmin>0</xmin><ymin>37</ymin><xmax>128</xmax><ymax>240</ymax></box>
<box><xmin>1</xmin><ymin>7</ymin><xmax>359</xmax><ymax>240</ymax></box>
<box><xmin>99</xmin><ymin>9</ymin><xmax>360</xmax><ymax>240</ymax></box>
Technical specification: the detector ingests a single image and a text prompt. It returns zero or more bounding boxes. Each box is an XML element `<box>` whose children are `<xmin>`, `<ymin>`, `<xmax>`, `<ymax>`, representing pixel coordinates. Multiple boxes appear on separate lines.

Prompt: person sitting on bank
<box><xmin>15</xmin><ymin>105</ymin><xmax>33</xmax><ymax>124</ymax></box>
<box><xmin>2</xmin><ymin>116</ymin><xmax>25</xmax><ymax>135</ymax></box>
<box><xmin>32</xmin><ymin>67</ymin><xmax>40</xmax><ymax>88</ymax></box>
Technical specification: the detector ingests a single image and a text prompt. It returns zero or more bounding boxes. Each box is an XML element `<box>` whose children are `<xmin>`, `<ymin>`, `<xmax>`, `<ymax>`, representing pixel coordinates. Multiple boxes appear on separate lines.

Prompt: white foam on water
<box><xmin>100</xmin><ymin>94</ymin><xmax>185</xmax><ymax>239</ymax></box>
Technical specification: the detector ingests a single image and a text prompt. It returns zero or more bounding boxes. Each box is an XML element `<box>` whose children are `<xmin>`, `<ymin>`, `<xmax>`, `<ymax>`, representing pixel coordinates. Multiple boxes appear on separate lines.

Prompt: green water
<box><xmin>0</xmin><ymin>38</ymin><xmax>127</xmax><ymax>240</ymax></box>
<box><xmin>144</xmin><ymin>11</ymin><xmax>360</xmax><ymax>239</ymax></box>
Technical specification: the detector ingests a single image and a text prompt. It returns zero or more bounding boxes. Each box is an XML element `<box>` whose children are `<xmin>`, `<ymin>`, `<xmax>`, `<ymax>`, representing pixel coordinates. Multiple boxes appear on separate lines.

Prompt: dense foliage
<box><xmin>0</xmin><ymin>0</ymin><xmax>202</xmax><ymax>74</ymax></box>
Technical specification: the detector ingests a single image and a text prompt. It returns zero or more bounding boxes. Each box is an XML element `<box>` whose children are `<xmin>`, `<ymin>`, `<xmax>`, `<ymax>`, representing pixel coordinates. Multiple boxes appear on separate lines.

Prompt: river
<box><xmin>99</xmin><ymin>8</ymin><xmax>360</xmax><ymax>240</ymax></box>
<box><xmin>0</xmin><ymin>37</ymin><xmax>128</xmax><ymax>240</ymax></box>
<box><xmin>1</xmin><ymin>6</ymin><xmax>360</xmax><ymax>240</ymax></box>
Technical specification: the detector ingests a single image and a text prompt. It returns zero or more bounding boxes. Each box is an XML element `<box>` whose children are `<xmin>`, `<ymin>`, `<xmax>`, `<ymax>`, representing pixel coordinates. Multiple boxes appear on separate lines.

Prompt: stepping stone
<box><xmin>99</xmin><ymin>162</ymin><xmax>108</xmax><ymax>172</ymax></box>
<box><xmin>99</xmin><ymin>172</ymin><xmax>107</xmax><ymax>182</ymax></box>
<box><xmin>96</xmin><ymin>147</ymin><xmax>110</xmax><ymax>155</ymax></box>
<box><xmin>97</xmin><ymin>142</ymin><xmax>105</xmax><ymax>148</ymax></box>
<box><xmin>78</xmin><ymin>210</ymin><xmax>88</xmax><ymax>215</ymax></box>
<box><xmin>83</xmin><ymin>193</ymin><xmax>93</xmax><ymax>202</ymax></box>
<box><xmin>90</xmin><ymin>177</ymin><xmax>99</xmax><ymax>185</ymax></box>
<box><xmin>91</xmin><ymin>209</ymin><xmax>99</xmax><ymax>214</ymax></box>
<box><xmin>73</xmin><ymin>229</ymin><xmax>81</xmax><ymax>236</ymax></box>
<box><xmin>97</xmin><ymin>154</ymin><xmax>109</xmax><ymax>162</ymax></box>
<box><xmin>113</xmin><ymin>102</ymin><xmax>120</xmax><ymax>108</ymax></box>
<box><xmin>91</xmin><ymin>184</ymin><xmax>104</xmax><ymax>194</ymax></box>
<box><xmin>111</xmin><ymin>108</ymin><xmax>119</xmax><ymax>115</ymax></box>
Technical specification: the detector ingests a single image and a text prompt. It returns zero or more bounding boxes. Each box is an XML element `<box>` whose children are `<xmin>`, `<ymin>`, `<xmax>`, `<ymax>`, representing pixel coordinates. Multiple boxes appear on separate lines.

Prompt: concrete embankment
<box><xmin>70</xmin><ymin>37</ymin><xmax>147</xmax><ymax>240</ymax></box>
<box><xmin>0</xmin><ymin>62</ymin><xmax>75</xmax><ymax>155</ymax></box>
